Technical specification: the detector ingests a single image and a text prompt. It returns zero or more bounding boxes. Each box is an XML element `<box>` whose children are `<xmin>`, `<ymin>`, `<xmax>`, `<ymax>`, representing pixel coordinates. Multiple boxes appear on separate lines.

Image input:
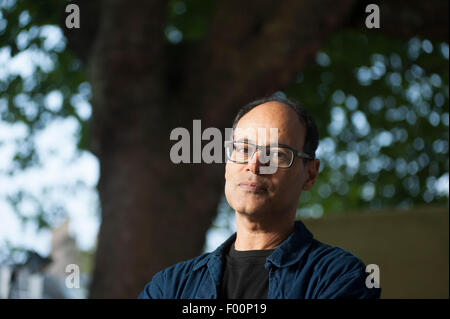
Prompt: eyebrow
<box><xmin>234</xmin><ymin>138</ymin><xmax>293</xmax><ymax>148</ymax></box>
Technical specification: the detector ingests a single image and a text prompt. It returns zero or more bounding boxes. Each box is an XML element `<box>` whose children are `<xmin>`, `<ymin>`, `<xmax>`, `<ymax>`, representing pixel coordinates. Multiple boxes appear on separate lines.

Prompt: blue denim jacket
<box><xmin>138</xmin><ymin>220</ymin><xmax>381</xmax><ymax>299</ymax></box>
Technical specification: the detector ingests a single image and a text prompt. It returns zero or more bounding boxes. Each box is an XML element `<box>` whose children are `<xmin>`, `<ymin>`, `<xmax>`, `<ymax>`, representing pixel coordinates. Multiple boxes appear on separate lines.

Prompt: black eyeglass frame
<box><xmin>224</xmin><ymin>140</ymin><xmax>314</xmax><ymax>168</ymax></box>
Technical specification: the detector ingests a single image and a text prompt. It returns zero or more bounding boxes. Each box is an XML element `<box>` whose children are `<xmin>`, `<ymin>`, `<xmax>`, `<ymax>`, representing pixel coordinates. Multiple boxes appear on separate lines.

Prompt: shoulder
<box><xmin>138</xmin><ymin>252</ymin><xmax>211</xmax><ymax>299</ymax></box>
<box><xmin>307</xmin><ymin>238</ymin><xmax>367</xmax><ymax>274</ymax></box>
<box><xmin>305</xmin><ymin>239</ymin><xmax>380</xmax><ymax>298</ymax></box>
<box><xmin>160</xmin><ymin>252</ymin><xmax>211</xmax><ymax>279</ymax></box>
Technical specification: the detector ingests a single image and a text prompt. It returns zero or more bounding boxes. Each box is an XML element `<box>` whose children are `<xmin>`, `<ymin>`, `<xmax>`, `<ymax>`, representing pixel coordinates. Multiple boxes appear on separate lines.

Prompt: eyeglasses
<box><xmin>224</xmin><ymin>141</ymin><xmax>313</xmax><ymax>168</ymax></box>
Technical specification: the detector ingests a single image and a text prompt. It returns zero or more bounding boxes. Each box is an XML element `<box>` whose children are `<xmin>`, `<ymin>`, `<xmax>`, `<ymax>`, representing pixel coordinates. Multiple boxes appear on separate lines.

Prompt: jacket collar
<box><xmin>192</xmin><ymin>232</ymin><xmax>236</xmax><ymax>271</ymax></box>
<box><xmin>266</xmin><ymin>220</ymin><xmax>314</xmax><ymax>268</ymax></box>
<box><xmin>193</xmin><ymin>220</ymin><xmax>313</xmax><ymax>271</ymax></box>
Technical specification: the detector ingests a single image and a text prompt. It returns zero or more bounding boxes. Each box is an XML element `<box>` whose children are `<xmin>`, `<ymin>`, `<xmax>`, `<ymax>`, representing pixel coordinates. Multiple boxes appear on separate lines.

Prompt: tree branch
<box><xmin>186</xmin><ymin>0</ymin><xmax>355</xmax><ymax>129</ymax></box>
<box><xmin>348</xmin><ymin>0</ymin><xmax>449</xmax><ymax>41</ymax></box>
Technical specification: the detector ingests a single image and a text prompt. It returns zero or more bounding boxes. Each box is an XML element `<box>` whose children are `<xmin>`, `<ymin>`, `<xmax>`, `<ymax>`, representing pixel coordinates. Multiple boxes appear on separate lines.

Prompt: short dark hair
<box><xmin>232</xmin><ymin>93</ymin><xmax>319</xmax><ymax>160</ymax></box>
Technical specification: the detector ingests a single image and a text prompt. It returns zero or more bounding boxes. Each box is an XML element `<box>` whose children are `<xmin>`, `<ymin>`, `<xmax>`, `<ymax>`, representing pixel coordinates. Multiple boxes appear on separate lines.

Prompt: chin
<box><xmin>226</xmin><ymin>188</ymin><xmax>270</xmax><ymax>213</ymax></box>
<box><xmin>233</xmin><ymin>198</ymin><xmax>270</xmax><ymax>216</ymax></box>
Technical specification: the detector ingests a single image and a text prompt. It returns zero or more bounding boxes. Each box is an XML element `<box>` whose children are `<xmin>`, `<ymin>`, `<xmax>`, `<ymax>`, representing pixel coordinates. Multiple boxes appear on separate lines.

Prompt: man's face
<box><xmin>224</xmin><ymin>101</ymin><xmax>320</xmax><ymax>220</ymax></box>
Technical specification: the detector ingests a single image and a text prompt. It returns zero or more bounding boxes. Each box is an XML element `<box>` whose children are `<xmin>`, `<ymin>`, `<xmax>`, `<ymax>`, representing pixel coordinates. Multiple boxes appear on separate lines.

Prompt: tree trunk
<box><xmin>87</xmin><ymin>0</ymin><xmax>231</xmax><ymax>298</ymax></box>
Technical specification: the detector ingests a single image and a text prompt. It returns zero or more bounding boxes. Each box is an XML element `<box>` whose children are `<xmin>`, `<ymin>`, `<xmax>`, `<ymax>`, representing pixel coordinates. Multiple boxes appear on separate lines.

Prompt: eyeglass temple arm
<box><xmin>295</xmin><ymin>151</ymin><xmax>314</xmax><ymax>160</ymax></box>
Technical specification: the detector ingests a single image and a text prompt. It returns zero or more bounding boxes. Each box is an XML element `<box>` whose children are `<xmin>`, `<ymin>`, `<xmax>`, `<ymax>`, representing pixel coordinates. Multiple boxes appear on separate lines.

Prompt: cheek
<box><xmin>225</xmin><ymin>163</ymin><xmax>238</xmax><ymax>194</ymax></box>
<box><xmin>224</xmin><ymin>164</ymin><xmax>242</xmax><ymax>210</ymax></box>
<box><xmin>225</xmin><ymin>162</ymin><xmax>234</xmax><ymax>182</ymax></box>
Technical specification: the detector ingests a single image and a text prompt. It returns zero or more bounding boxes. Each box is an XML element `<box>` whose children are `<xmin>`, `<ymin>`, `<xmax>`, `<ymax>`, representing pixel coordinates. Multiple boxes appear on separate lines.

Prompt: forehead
<box><xmin>234</xmin><ymin>101</ymin><xmax>305</xmax><ymax>149</ymax></box>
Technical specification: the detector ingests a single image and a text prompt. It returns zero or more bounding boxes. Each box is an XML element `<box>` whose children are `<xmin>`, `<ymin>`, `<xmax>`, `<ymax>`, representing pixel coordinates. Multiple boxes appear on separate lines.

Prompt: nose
<box><xmin>245</xmin><ymin>149</ymin><xmax>267</xmax><ymax>174</ymax></box>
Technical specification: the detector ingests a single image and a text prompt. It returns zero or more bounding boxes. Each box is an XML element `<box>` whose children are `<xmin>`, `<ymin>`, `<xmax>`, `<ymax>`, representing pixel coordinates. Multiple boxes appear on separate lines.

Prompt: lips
<box><xmin>238</xmin><ymin>182</ymin><xmax>267</xmax><ymax>192</ymax></box>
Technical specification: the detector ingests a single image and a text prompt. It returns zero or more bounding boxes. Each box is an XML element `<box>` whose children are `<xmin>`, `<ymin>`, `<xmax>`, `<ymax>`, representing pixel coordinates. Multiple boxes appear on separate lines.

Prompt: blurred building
<box><xmin>0</xmin><ymin>219</ymin><xmax>90</xmax><ymax>299</ymax></box>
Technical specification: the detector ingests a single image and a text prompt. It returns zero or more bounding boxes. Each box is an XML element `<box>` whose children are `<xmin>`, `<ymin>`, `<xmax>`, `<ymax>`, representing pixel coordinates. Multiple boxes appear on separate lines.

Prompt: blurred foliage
<box><xmin>288</xmin><ymin>30</ymin><xmax>449</xmax><ymax>217</ymax></box>
<box><xmin>0</xmin><ymin>240</ymin><xmax>29</xmax><ymax>264</ymax></box>
<box><xmin>0</xmin><ymin>0</ymin><xmax>89</xmax><ymax>232</ymax></box>
<box><xmin>0</xmin><ymin>0</ymin><xmax>88</xmax><ymax>163</ymax></box>
<box><xmin>165</xmin><ymin>0</ymin><xmax>219</xmax><ymax>43</ymax></box>
<box><xmin>78</xmin><ymin>247</ymin><xmax>94</xmax><ymax>275</ymax></box>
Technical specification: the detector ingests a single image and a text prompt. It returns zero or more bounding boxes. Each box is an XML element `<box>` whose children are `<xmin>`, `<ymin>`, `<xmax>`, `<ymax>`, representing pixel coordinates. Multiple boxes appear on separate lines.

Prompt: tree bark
<box><xmin>84</xmin><ymin>0</ymin><xmax>449</xmax><ymax>298</ymax></box>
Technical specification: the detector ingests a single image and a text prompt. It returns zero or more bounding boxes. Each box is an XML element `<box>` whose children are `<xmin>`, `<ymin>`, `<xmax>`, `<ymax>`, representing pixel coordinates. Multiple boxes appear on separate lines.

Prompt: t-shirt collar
<box><xmin>193</xmin><ymin>220</ymin><xmax>314</xmax><ymax>271</ymax></box>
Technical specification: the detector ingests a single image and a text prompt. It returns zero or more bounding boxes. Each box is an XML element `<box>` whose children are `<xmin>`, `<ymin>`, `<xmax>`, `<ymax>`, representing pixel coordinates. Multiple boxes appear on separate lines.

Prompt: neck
<box><xmin>234</xmin><ymin>211</ymin><xmax>295</xmax><ymax>251</ymax></box>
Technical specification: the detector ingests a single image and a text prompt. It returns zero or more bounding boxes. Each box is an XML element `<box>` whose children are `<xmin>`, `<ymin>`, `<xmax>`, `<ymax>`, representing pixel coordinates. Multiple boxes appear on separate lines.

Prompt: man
<box><xmin>139</xmin><ymin>95</ymin><xmax>381</xmax><ymax>299</ymax></box>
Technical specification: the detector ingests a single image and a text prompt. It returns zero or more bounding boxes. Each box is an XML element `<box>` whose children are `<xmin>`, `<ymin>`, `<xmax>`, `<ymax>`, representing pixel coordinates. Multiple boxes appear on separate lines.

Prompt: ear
<box><xmin>302</xmin><ymin>159</ymin><xmax>320</xmax><ymax>190</ymax></box>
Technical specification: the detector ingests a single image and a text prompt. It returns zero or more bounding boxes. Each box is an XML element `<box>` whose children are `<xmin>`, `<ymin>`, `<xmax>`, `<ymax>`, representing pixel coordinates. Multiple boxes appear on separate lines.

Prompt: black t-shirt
<box><xmin>220</xmin><ymin>241</ymin><xmax>275</xmax><ymax>299</ymax></box>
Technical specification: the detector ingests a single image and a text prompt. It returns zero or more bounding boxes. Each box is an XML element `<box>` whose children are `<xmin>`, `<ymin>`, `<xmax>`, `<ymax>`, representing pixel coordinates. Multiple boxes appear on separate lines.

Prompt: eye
<box><xmin>236</xmin><ymin>145</ymin><xmax>250</xmax><ymax>153</ymax></box>
<box><xmin>271</xmin><ymin>150</ymin><xmax>287</xmax><ymax>159</ymax></box>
